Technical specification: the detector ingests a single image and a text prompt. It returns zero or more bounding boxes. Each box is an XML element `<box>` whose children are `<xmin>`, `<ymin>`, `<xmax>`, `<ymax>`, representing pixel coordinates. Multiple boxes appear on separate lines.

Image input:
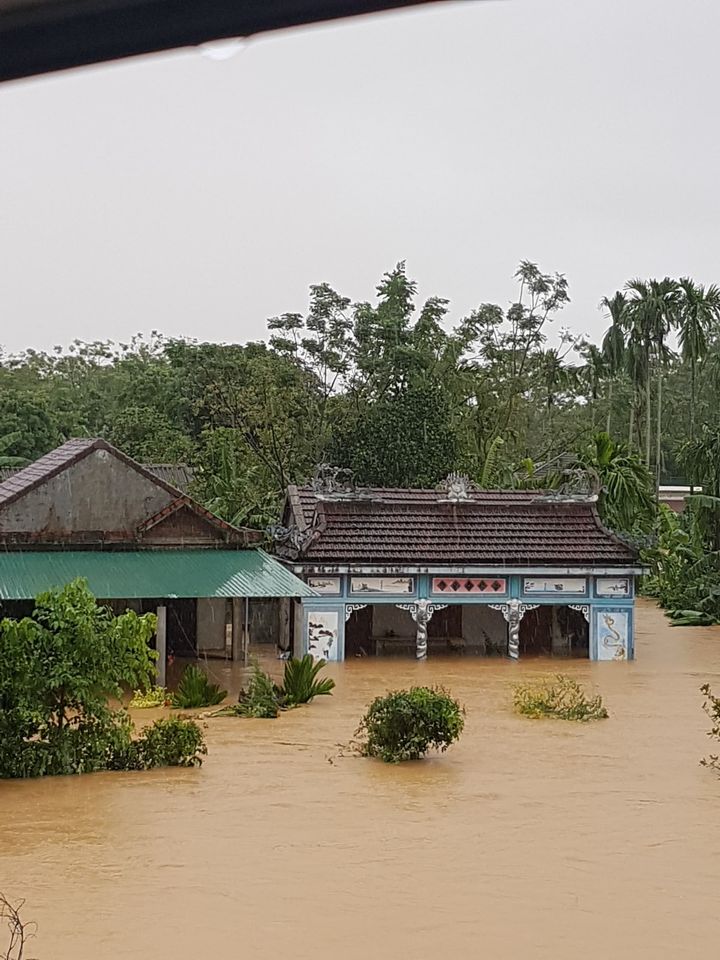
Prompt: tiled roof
<box><xmin>0</xmin><ymin>460</ymin><xmax>194</xmax><ymax>492</ymax></box>
<box><xmin>286</xmin><ymin>486</ymin><xmax>639</xmax><ymax>568</ymax></box>
<box><xmin>0</xmin><ymin>438</ymin><xmax>99</xmax><ymax>505</ymax></box>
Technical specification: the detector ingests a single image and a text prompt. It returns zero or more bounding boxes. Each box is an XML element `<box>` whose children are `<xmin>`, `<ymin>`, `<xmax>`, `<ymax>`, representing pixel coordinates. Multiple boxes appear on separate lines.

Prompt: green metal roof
<box><xmin>0</xmin><ymin>549</ymin><xmax>315</xmax><ymax>600</ymax></box>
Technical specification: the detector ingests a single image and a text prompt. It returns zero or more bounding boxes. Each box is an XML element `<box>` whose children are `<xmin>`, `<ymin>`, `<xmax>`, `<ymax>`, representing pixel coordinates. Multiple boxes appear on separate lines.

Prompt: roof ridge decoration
<box><xmin>437</xmin><ymin>472</ymin><xmax>477</xmax><ymax>502</ymax></box>
<box><xmin>311</xmin><ymin>463</ymin><xmax>357</xmax><ymax>498</ymax></box>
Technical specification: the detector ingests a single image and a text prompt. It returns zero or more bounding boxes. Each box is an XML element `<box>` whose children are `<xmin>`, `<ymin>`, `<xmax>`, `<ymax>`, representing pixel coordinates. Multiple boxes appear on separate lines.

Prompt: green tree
<box><xmin>676</xmin><ymin>278</ymin><xmax>720</xmax><ymax>451</ymax></box>
<box><xmin>0</xmin><ymin>579</ymin><xmax>157</xmax><ymax>777</ymax></box>
<box><xmin>333</xmin><ymin>383</ymin><xmax>457</xmax><ymax>488</ymax></box>
<box><xmin>576</xmin><ymin>432</ymin><xmax>656</xmax><ymax>534</ymax></box>
<box><xmin>623</xmin><ymin>278</ymin><xmax>680</xmax><ymax>482</ymax></box>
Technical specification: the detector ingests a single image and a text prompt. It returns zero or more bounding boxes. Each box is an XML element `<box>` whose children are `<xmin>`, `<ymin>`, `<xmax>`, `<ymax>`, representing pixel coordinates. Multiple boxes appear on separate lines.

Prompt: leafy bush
<box><xmin>513</xmin><ymin>674</ymin><xmax>608</xmax><ymax>721</ymax></box>
<box><xmin>700</xmin><ymin>683</ymin><xmax>720</xmax><ymax>773</ymax></box>
<box><xmin>235</xmin><ymin>659</ymin><xmax>280</xmax><ymax>718</ymax></box>
<box><xmin>356</xmin><ymin>686</ymin><xmax>465</xmax><ymax>763</ymax></box>
<box><xmin>278</xmin><ymin>654</ymin><xmax>335</xmax><ymax>706</ymax></box>
<box><xmin>128</xmin><ymin>717</ymin><xmax>207</xmax><ymax>769</ymax></box>
<box><xmin>0</xmin><ymin>579</ymin><xmax>161</xmax><ymax>779</ymax></box>
<box><xmin>172</xmin><ymin>665</ymin><xmax>227</xmax><ymax>709</ymax></box>
<box><xmin>130</xmin><ymin>686</ymin><xmax>171</xmax><ymax>708</ymax></box>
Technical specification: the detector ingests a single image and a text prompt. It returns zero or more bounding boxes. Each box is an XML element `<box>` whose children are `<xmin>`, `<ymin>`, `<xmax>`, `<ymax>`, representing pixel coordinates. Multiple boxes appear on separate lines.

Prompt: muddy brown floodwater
<box><xmin>2</xmin><ymin>600</ymin><xmax>720</xmax><ymax>958</ymax></box>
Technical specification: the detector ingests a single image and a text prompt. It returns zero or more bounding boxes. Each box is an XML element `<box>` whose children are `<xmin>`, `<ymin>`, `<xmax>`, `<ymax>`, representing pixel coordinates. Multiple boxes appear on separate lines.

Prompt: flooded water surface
<box><xmin>2</xmin><ymin>600</ymin><xmax>720</xmax><ymax>958</ymax></box>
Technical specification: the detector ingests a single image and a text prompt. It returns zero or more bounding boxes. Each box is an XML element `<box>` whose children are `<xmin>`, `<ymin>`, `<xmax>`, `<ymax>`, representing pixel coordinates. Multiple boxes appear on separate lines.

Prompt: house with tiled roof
<box><xmin>0</xmin><ymin>438</ymin><xmax>313</xmax><ymax>680</ymax></box>
<box><xmin>277</xmin><ymin>468</ymin><xmax>643</xmax><ymax>662</ymax></box>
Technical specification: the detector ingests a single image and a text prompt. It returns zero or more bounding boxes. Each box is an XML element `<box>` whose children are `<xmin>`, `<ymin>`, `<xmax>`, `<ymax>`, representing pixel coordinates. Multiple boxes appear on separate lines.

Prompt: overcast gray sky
<box><xmin>1</xmin><ymin>0</ymin><xmax>719</xmax><ymax>355</ymax></box>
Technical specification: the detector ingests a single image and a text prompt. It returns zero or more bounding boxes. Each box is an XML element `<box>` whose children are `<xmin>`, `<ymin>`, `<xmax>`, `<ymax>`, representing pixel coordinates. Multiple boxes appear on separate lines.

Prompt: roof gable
<box><xmin>0</xmin><ymin>438</ymin><xmax>188</xmax><ymax>508</ymax></box>
<box><xmin>0</xmin><ymin>438</ymin><xmax>257</xmax><ymax>547</ymax></box>
<box><xmin>137</xmin><ymin>498</ymin><xmax>242</xmax><ymax>544</ymax></box>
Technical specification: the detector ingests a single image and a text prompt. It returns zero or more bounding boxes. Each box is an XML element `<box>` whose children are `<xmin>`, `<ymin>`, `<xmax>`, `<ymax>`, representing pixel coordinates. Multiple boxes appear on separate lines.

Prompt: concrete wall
<box><xmin>0</xmin><ymin>449</ymin><xmax>173</xmax><ymax>537</ymax></box>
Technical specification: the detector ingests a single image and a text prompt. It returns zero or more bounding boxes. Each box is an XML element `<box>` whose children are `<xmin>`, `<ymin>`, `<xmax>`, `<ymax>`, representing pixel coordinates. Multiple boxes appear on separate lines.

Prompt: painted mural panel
<box><xmin>350</xmin><ymin>577</ymin><xmax>414</xmax><ymax>595</ymax></box>
<box><xmin>306</xmin><ymin>610</ymin><xmax>340</xmax><ymax>661</ymax></box>
<box><xmin>595</xmin><ymin>608</ymin><xmax>629</xmax><ymax>661</ymax></box>
<box><xmin>523</xmin><ymin>577</ymin><xmax>587</xmax><ymax>595</ymax></box>
<box><xmin>432</xmin><ymin>577</ymin><xmax>507</xmax><ymax>595</ymax></box>
<box><xmin>596</xmin><ymin>576</ymin><xmax>631</xmax><ymax>598</ymax></box>
<box><xmin>307</xmin><ymin>576</ymin><xmax>341</xmax><ymax>595</ymax></box>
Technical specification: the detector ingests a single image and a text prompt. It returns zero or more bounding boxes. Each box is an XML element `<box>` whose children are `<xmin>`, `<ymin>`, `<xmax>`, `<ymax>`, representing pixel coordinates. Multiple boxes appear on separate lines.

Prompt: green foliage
<box><xmin>171</xmin><ymin>665</ymin><xmax>227</xmax><ymax>709</ymax></box>
<box><xmin>0</xmin><ymin>579</ymin><xmax>205</xmax><ymax>778</ymax></box>
<box><xmin>332</xmin><ymin>384</ymin><xmax>457</xmax><ymax>488</ymax></box>
<box><xmin>356</xmin><ymin>686</ymin><xmax>465</xmax><ymax>763</ymax></box>
<box><xmin>278</xmin><ymin>654</ymin><xmax>335</xmax><ymax>706</ymax></box>
<box><xmin>234</xmin><ymin>659</ymin><xmax>280</xmax><ymax>718</ymax></box>
<box><xmin>130</xmin><ymin>686</ymin><xmax>171</xmax><ymax>708</ymax></box>
<box><xmin>512</xmin><ymin>675</ymin><xmax>608</xmax><ymax>721</ymax></box>
<box><xmin>124</xmin><ymin>717</ymin><xmax>207</xmax><ymax>769</ymax></box>
<box><xmin>700</xmin><ymin>683</ymin><xmax>720</xmax><ymax>773</ymax></box>
<box><xmin>576</xmin><ymin>432</ymin><xmax>656</xmax><ymax>534</ymax></box>
<box><xmin>642</xmin><ymin>504</ymin><xmax>720</xmax><ymax>624</ymax></box>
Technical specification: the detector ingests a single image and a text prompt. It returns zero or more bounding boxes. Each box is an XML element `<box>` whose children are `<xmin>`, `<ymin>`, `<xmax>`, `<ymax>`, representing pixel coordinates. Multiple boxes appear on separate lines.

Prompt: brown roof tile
<box><xmin>287</xmin><ymin>486</ymin><xmax>639</xmax><ymax>568</ymax></box>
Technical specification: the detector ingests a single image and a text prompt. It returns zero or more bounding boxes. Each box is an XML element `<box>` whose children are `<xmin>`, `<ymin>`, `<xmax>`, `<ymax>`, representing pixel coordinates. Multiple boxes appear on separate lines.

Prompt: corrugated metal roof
<box><xmin>0</xmin><ymin>549</ymin><xmax>314</xmax><ymax>600</ymax></box>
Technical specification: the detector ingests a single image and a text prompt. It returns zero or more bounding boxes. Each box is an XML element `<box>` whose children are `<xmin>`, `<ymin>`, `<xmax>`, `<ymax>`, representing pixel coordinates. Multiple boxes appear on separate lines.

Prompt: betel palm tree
<box><xmin>600</xmin><ymin>291</ymin><xmax>627</xmax><ymax>436</ymax></box>
<box><xmin>676</xmin><ymin>278</ymin><xmax>720</xmax><ymax>450</ymax></box>
<box><xmin>623</xmin><ymin>278</ymin><xmax>680</xmax><ymax>485</ymax></box>
<box><xmin>577</xmin><ymin>342</ymin><xmax>605</xmax><ymax>432</ymax></box>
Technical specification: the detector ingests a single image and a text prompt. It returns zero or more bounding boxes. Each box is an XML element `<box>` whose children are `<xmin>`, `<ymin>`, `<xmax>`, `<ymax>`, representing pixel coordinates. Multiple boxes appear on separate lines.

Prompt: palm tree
<box><xmin>600</xmin><ymin>292</ymin><xmax>627</xmax><ymax>436</ymax></box>
<box><xmin>623</xmin><ymin>278</ymin><xmax>680</xmax><ymax>485</ymax></box>
<box><xmin>676</xmin><ymin>279</ymin><xmax>720</xmax><ymax>451</ymax></box>
<box><xmin>576</xmin><ymin>432</ymin><xmax>656</xmax><ymax>534</ymax></box>
<box><xmin>577</xmin><ymin>342</ymin><xmax>605</xmax><ymax>432</ymax></box>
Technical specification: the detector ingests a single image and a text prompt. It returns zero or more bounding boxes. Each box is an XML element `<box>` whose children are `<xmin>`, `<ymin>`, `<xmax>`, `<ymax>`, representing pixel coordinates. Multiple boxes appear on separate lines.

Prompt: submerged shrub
<box><xmin>513</xmin><ymin>674</ymin><xmax>608</xmax><ymax>721</ymax></box>
<box><xmin>130</xmin><ymin>686</ymin><xmax>171</xmax><ymax>708</ymax></box>
<box><xmin>357</xmin><ymin>686</ymin><xmax>465</xmax><ymax>763</ymax></box>
<box><xmin>235</xmin><ymin>659</ymin><xmax>280</xmax><ymax>718</ymax></box>
<box><xmin>172</xmin><ymin>665</ymin><xmax>227</xmax><ymax>709</ymax></box>
<box><xmin>279</xmin><ymin>654</ymin><xmax>335</xmax><ymax>706</ymax></box>
<box><xmin>700</xmin><ymin>683</ymin><xmax>720</xmax><ymax>773</ymax></box>
<box><xmin>130</xmin><ymin>717</ymin><xmax>207</xmax><ymax>769</ymax></box>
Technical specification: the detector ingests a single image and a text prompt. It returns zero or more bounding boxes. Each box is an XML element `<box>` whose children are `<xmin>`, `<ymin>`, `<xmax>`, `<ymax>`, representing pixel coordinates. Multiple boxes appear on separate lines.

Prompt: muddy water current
<box><xmin>2</xmin><ymin>600</ymin><xmax>720</xmax><ymax>958</ymax></box>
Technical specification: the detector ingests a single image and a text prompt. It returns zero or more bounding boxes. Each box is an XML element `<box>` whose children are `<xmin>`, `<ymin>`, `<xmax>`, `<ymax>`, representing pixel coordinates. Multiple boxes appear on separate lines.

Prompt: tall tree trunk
<box><xmin>628</xmin><ymin>386</ymin><xmax>635</xmax><ymax>450</ymax></box>
<box><xmin>655</xmin><ymin>365</ymin><xmax>663</xmax><ymax>491</ymax></box>
<box><xmin>645</xmin><ymin>374</ymin><xmax>652</xmax><ymax>469</ymax></box>
<box><xmin>690</xmin><ymin>358</ymin><xmax>696</xmax><ymax>494</ymax></box>
<box><xmin>606</xmin><ymin>380</ymin><xmax>613</xmax><ymax>435</ymax></box>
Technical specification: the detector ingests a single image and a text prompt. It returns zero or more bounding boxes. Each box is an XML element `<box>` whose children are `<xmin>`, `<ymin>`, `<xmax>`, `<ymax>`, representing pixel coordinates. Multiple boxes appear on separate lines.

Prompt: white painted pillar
<box><xmin>156</xmin><ymin>605</ymin><xmax>167</xmax><ymax>687</ymax></box>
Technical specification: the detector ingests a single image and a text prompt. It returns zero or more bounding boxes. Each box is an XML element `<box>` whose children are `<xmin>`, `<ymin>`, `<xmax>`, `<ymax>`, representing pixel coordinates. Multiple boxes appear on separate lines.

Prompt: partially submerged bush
<box><xmin>356</xmin><ymin>686</ymin><xmax>465</xmax><ymax>763</ymax></box>
<box><xmin>126</xmin><ymin>717</ymin><xmax>207</xmax><ymax>769</ymax></box>
<box><xmin>130</xmin><ymin>686</ymin><xmax>171</xmax><ymax>708</ymax></box>
<box><xmin>278</xmin><ymin>654</ymin><xmax>335</xmax><ymax>706</ymax></box>
<box><xmin>172</xmin><ymin>665</ymin><xmax>227</xmax><ymax>709</ymax></box>
<box><xmin>700</xmin><ymin>683</ymin><xmax>720</xmax><ymax>773</ymax></box>
<box><xmin>234</xmin><ymin>660</ymin><xmax>280</xmax><ymax>718</ymax></box>
<box><xmin>513</xmin><ymin>674</ymin><xmax>608</xmax><ymax>721</ymax></box>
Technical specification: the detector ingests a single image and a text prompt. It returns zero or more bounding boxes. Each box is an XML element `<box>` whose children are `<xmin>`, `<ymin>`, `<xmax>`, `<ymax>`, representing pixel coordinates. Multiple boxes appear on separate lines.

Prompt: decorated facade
<box><xmin>276</xmin><ymin>468</ymin><xmax>643</xmax><ymax>662</ymax></box>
